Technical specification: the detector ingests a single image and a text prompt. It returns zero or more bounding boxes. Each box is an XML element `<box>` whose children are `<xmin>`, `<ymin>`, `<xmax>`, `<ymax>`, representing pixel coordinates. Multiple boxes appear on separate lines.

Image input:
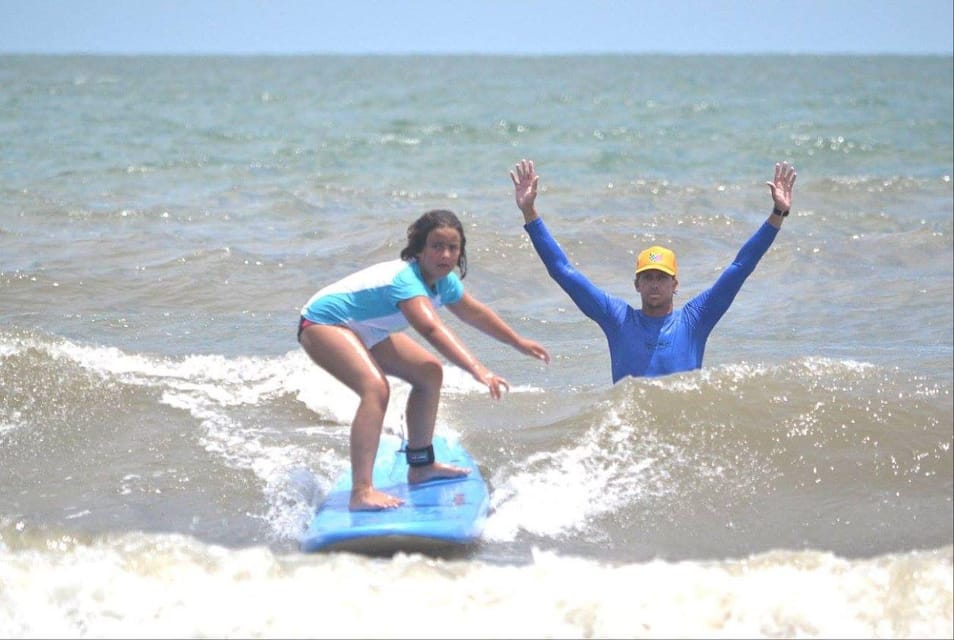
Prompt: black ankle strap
<box><xmin>406</xmin><ymin>444</ymin><xmax>435</xmax><ymax>467</ymax></box>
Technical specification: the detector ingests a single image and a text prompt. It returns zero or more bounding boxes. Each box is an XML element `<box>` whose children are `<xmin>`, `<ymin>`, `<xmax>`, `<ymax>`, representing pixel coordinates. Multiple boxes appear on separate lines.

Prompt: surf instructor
<box><xmin>298</xmin><ymin>209</ymin><xmax>550</xmax><ymax>510</ymax></box>
<box><xmin>510</xmin><ymin>158</ymin><xmax>796</xmax><ymax>383</ymax></box>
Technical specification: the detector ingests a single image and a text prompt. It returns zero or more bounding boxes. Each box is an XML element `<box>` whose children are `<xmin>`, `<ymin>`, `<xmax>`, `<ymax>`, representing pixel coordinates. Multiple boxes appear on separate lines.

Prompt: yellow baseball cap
<box><xmin>635</xmin><ymin>246</ymin><xmax>677</xmax><ymax>276</ymax></box>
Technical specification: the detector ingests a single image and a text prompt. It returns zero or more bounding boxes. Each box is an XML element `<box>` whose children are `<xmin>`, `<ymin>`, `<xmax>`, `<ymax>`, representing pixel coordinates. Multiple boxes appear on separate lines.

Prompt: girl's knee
<box><xmin>363</xmin><ymin>377</ymin><xmax>391</xmax><ymax>412</ymax></box>
<box><xmin>417</xmin><ymin>357</ymin><xmax>443</xmax><ymax>390</ymax></box>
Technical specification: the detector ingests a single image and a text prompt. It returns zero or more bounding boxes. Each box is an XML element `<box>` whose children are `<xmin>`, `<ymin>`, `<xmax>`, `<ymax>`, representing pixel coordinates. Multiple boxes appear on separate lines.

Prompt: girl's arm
<box><xmin>447</xmin><ymin>293</ymin><xmax>550</xmax><ymax>363</ymax></box>
<box><xmin>399</xmin><ymin>295</ymin><xmax>510</xmax><ymax>399</ymax></box>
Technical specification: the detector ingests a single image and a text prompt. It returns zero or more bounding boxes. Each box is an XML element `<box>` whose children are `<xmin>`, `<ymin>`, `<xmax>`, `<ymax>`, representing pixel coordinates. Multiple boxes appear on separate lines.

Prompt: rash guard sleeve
<box><xmin>683</xmin><ymin>221</ymin><xmax>779</xmax><ymax>332</ymax></box>
<box><xmin>524</xmin><ymin>217</ymin><xmax>620</xmax><ymax>324</ymax></box>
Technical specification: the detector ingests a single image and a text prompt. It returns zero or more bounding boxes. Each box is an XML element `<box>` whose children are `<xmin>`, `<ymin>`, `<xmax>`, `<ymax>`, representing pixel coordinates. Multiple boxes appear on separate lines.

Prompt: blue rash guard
<box><xmin>524</xmin><ymin>218</ymin><xmax>779</xmax><ymax>383</ymax></box>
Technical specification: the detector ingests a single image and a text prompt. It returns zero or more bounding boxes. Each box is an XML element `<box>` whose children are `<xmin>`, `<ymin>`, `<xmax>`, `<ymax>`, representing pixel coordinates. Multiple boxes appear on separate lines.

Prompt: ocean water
<box><xmin>1</xmin><ymin>54</ymin><xmax>951</xmax><ymax>638</ymax></box>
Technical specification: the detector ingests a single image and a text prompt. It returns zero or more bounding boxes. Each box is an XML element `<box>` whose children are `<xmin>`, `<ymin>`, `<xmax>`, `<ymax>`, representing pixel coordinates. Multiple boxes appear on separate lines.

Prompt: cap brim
<box><xmin>635</xmin><ymin>266</ymin><xmax>676</xmax><ymax>276</ymax></box>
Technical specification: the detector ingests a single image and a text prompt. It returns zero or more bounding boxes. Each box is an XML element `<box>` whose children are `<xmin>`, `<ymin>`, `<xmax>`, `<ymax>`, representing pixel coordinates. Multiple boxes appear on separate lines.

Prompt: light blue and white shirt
<box><xmin>301</xmin><ymin>259</ymin><xmax>464</xmax><ymax>347</ymax></box>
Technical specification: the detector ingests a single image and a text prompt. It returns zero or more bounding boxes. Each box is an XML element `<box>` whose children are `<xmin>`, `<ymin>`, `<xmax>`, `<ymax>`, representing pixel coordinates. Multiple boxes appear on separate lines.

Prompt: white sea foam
<box><xmin>0</xmin><ymin>532</ymin><xmax>949</xmax><ymax>639</ymax></box>
<box><xmin>486</xmin><ymin>406</ymin><xmax>666</xmax><ymax>541</ymax></box>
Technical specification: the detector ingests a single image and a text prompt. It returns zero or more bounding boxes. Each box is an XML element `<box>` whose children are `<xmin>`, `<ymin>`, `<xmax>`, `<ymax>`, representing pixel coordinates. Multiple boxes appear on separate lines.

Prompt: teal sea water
<box><xmin>1</xmin><ymin>54</ymin><xmax>952</xmax><ymax>637</ymax></box>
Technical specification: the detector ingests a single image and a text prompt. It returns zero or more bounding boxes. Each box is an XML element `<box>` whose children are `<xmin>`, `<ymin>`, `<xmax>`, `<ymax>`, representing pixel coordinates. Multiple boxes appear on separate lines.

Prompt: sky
<box><xmin>1</xmin><ymin>0</ymin><xmax>952</xmax><ymax>56</ymax></box>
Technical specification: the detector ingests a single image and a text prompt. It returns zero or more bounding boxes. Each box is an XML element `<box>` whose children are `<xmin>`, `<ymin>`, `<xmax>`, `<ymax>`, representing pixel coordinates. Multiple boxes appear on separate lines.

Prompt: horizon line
<box><xmin>2</xmin><ymin>50</ymin><xmax>951</xmax><ymax>57</ymax></box>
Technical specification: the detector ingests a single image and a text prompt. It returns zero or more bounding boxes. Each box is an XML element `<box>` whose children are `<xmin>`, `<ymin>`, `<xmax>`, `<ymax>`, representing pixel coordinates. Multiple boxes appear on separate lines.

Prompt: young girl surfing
<box><xmin>298</xmin><ymin>209</ymin><xmax>550</xmax><ymax>510</ymax></box>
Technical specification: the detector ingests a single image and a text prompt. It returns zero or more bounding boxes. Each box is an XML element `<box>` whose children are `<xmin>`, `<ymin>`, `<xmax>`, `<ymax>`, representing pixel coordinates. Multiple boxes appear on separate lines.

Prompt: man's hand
<box><xmin>510</xmin><ymin>158</ymin><xmax>540</xmax><ymax>222</ymax></box>
<box><xmin>766</xmin><ymin>161</ymin><xmax>797</xmax><ymax>212</ymax></box>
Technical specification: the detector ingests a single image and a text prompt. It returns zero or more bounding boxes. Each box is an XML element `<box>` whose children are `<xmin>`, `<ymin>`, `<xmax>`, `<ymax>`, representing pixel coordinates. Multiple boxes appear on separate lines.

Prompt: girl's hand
<box><xmin>476</xmin><ymin>369</ymin><xmax>510</xmax><ymax>400</ymax></box>
<box><xmin>518</xmin><ymin>338</ymin><xmax>551</xmax><ymax>364</ymax></box>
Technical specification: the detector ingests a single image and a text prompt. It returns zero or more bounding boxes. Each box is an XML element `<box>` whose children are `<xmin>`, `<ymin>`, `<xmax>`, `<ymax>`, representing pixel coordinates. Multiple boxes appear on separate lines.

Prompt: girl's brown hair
<box><xmin>400</xmin><ymin>209</ymin><xmax>468</xmax><ymax>279</ymax></box>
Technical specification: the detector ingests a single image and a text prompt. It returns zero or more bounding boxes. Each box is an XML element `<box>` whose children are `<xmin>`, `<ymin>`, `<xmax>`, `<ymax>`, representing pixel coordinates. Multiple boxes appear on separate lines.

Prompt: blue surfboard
<box><xmin>300</xmin><ymin>434</ymin><xmax>490</xmax><ymax>554</ymax></box>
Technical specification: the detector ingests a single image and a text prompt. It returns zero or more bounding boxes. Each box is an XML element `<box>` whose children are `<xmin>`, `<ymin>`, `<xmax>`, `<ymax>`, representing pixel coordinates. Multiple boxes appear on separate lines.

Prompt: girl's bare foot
<box><xmin>407</xmin><ymin>461</ymin><xmax>470</xmax><ymax>485</ymax></box>
<box><xmin>349</xmin><ymin>486</ymin><xmax>403</xmax><ymax>511</ymax></box>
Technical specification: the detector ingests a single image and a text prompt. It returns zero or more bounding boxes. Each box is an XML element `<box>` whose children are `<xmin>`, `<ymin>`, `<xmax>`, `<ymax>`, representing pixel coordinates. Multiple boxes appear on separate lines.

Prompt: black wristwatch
<box><xmin>772</xmin><ymin>207</ymin><xmax>790</xmax><ymax>217</ymax></box>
